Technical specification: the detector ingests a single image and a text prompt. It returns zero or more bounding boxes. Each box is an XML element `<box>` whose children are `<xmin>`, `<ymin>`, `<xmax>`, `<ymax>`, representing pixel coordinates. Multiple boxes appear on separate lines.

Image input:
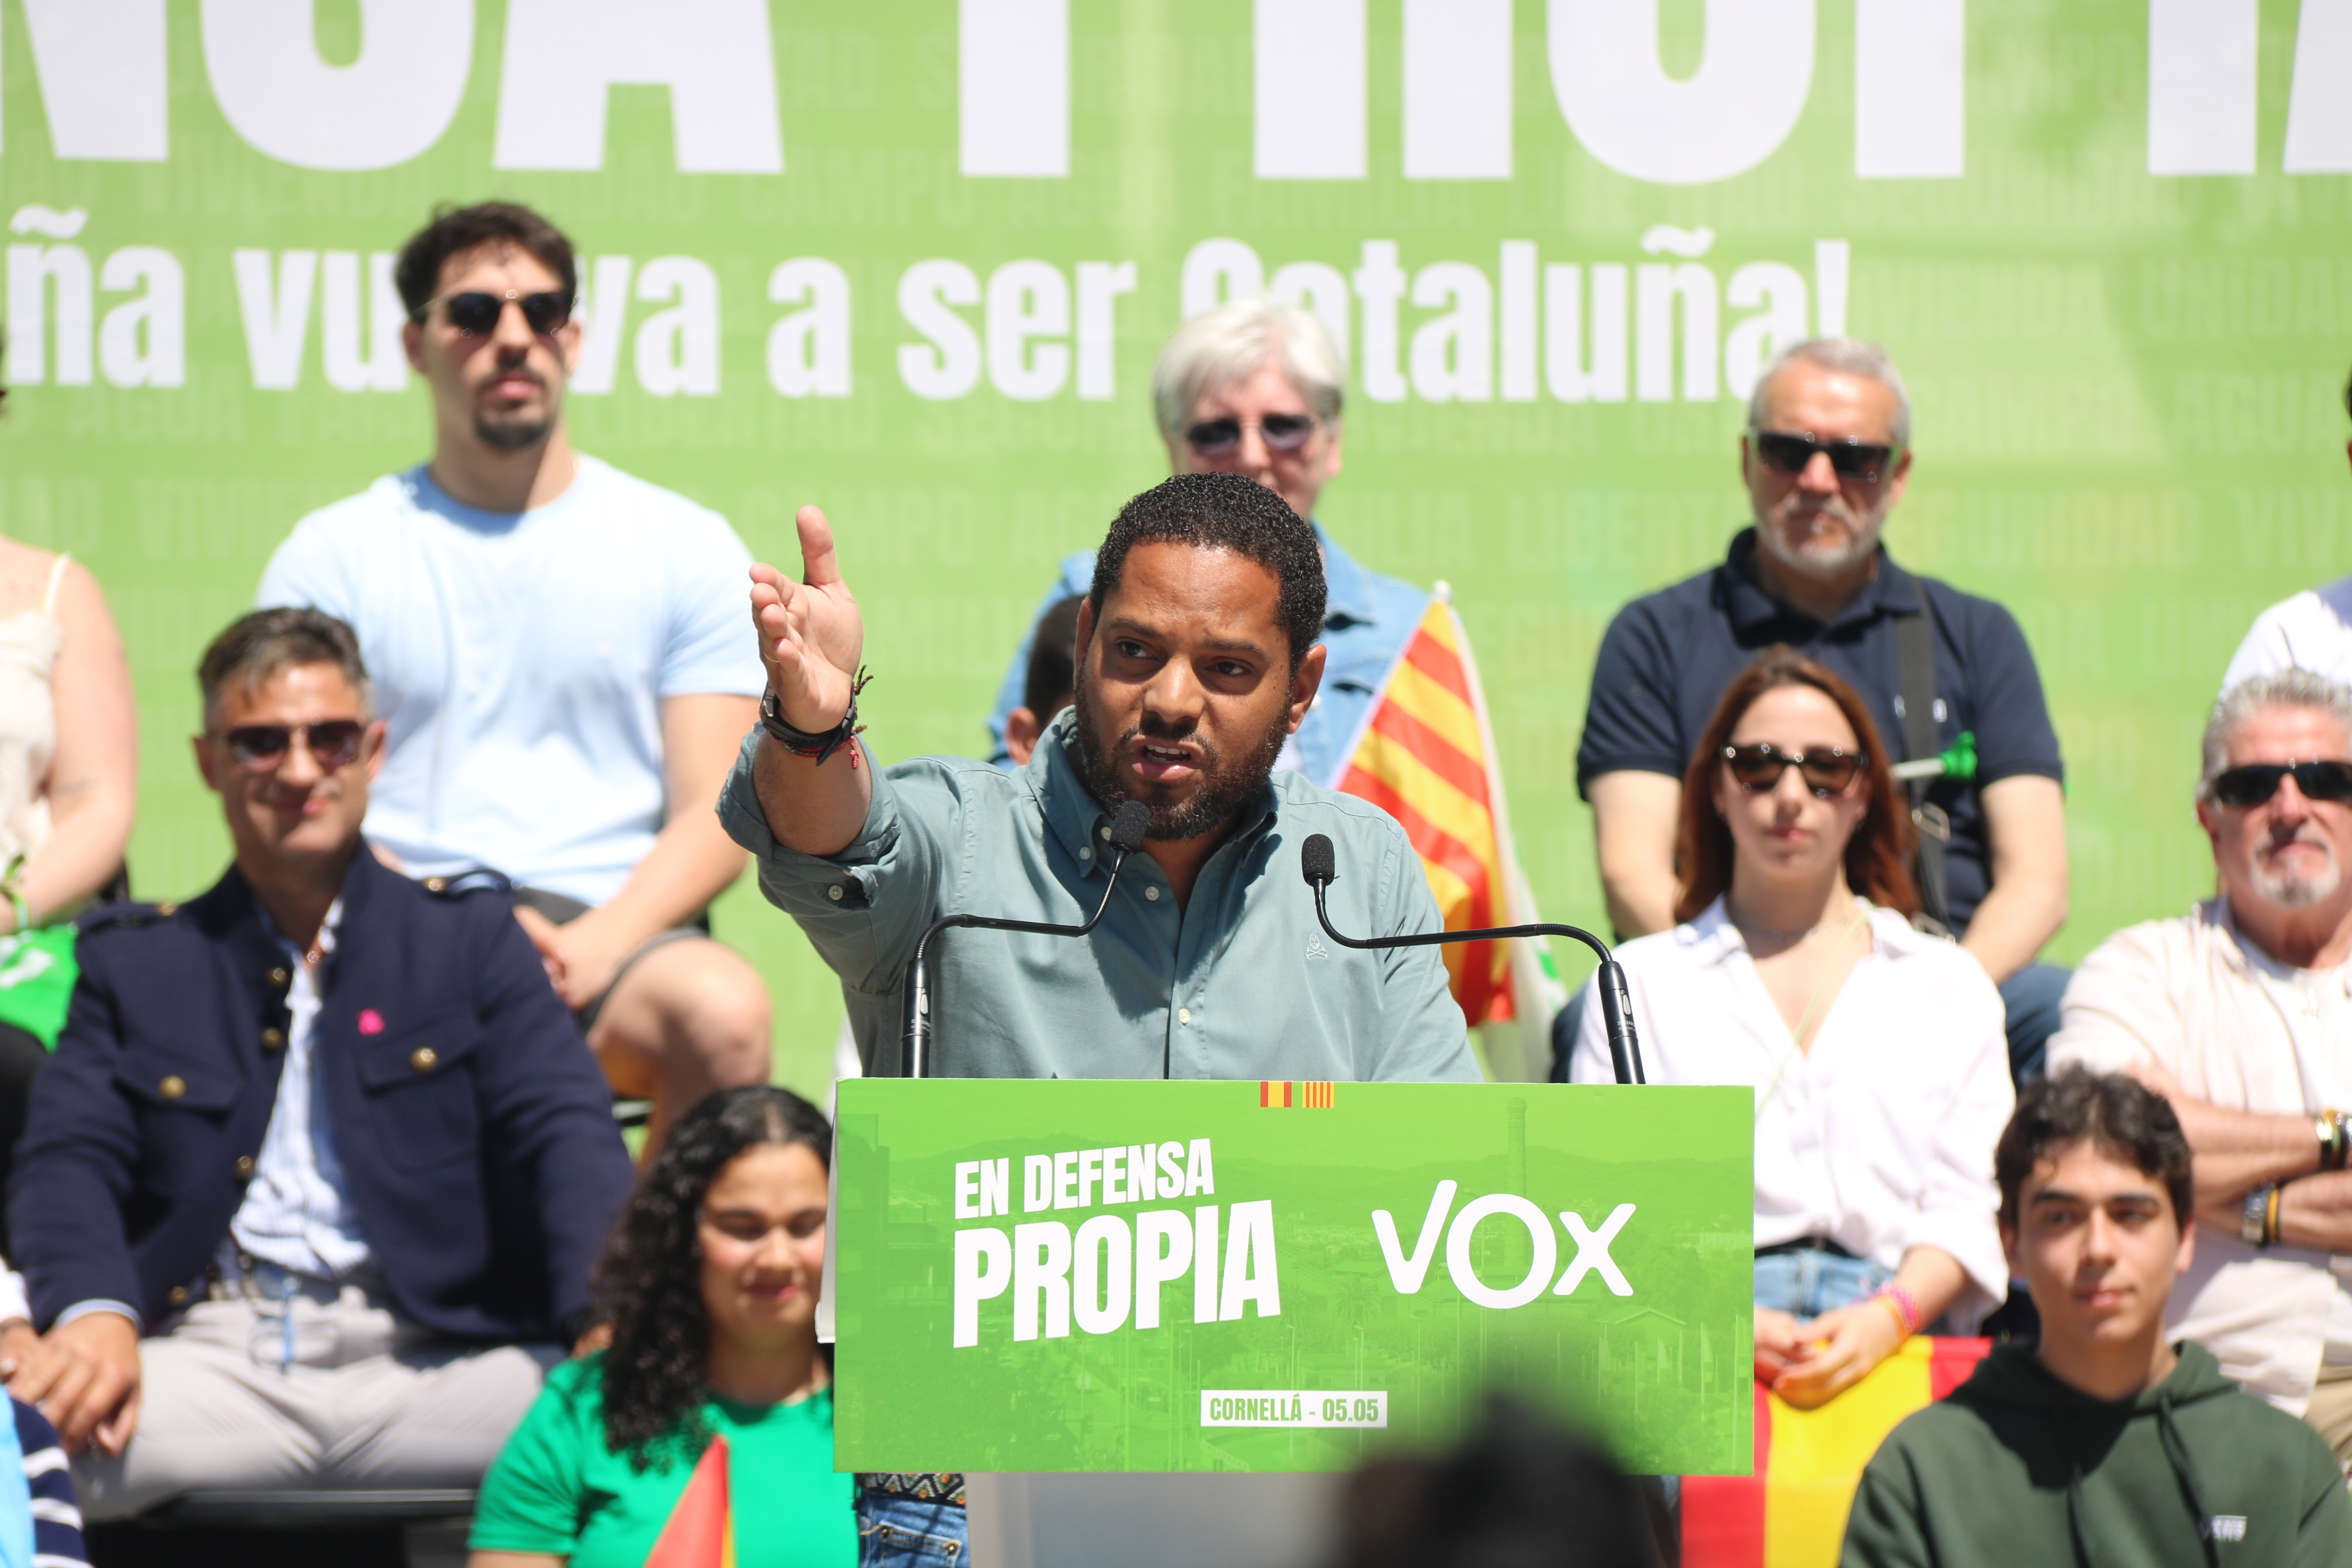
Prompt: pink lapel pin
<box><xmin>357</xmin><ymin>1008</ymin><xmax>386</xmax><ymax>1036</ymax></box>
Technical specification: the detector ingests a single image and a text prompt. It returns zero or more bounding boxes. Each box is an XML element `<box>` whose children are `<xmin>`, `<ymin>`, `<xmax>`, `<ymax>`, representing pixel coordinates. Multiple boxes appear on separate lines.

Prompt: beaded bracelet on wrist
<box><xmin>760</xmin><ymin>666</ymin><xmax>870</xmax><ymax>768</ymax></box>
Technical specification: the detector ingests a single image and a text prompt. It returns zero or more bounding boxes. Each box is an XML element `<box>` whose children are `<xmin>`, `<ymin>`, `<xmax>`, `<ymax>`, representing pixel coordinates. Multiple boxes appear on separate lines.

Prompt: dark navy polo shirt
<box><xmin>1575</xmin><ymin>528</ymin><xmax>2064</xmax><ymax>934</ymax></box>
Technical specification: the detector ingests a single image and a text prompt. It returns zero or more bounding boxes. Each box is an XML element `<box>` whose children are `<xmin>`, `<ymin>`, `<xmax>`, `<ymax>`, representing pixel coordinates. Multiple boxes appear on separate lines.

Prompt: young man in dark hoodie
<box><xmin>1843</xmin><ymin>1067</ymin><xmax>2352</xmax><ymax>1568</ymax></box>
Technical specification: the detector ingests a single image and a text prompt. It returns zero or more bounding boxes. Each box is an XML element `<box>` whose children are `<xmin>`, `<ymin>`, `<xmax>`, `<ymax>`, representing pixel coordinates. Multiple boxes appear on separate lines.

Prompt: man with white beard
<box><xmin>2050</xmin><ymin>669</ymin><xmax>2352</xmax><ymax>1461</ymax></box>
<box><xmin>1574</xmin><ymin>339</ymin><xmax>2070</xmax><ymax>1083</ymax></box>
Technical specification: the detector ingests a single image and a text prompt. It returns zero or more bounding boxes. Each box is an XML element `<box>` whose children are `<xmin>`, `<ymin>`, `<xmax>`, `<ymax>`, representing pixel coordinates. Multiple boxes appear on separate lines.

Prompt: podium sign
<box><xmin>832</xmin><ymin>1080</ymin><xmax>1753</xmax><ymax>1475</ymax></box>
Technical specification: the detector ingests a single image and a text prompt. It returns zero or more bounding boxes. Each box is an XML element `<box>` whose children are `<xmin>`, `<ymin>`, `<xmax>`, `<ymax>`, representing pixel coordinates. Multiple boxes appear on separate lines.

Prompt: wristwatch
<box><xmin>2244</xmin><ymin>1184</ymin><xmax>2276</xmax><ymax>1246</ymax></box>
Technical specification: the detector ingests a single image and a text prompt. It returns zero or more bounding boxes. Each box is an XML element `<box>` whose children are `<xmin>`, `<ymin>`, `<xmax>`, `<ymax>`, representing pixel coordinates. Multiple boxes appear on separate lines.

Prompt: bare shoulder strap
<box><xmin>41</xmin><ymin>553</ymin><xmax>70</xmax><ymax>616</ymax></box>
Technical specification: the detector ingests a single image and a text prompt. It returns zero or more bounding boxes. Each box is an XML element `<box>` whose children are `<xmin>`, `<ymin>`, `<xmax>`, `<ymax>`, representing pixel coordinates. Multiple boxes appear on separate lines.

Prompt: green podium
<box><xmin>831</xmin><ymin>1078</ymin><xmax>1753</xmax><ymax>1476</ymax></box>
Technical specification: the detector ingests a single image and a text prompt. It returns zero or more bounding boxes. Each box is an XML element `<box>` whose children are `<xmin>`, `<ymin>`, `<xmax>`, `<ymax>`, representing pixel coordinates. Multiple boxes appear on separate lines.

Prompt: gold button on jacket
<box><xmin>410</xmin><ymin>1046</ymin><xmax>438</xmax><ymax>1072</ymax></box>
<box><xmin>159</xmin><ymin>1075</ymin><xmax>186</xmax><ymax>1099</ymax></box>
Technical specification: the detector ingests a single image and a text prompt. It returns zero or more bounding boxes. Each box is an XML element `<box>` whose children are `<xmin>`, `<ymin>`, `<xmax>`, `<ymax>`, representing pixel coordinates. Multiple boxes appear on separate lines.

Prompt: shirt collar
<box><xmin>1312</xmin><ymin>521</ymin><xmax>1379</xmax><ymax>630</ymax></box>
<box><xmin>1028</xmin><ymin>712</ymin><xmax>1283</xmax><ymax>877</ymax></box>
<box><xmin>1680</xmin><ymin>892</ymin><xmax>1921</xmax><ymax>961</ymax></box>
<box><xmin>1721</xmin><ymin>527</ymin><xmax>1921</xmax><ymax>636</ymax></box>
<box><xmin>2212</xmin><ymin>896</ymin><xmax>2352</xmax><ymax>993</ymax></box>
<box><xmin>258</xmin><ymin>897</ymin><xmax>344</xmax><ymax>963</ymax></box>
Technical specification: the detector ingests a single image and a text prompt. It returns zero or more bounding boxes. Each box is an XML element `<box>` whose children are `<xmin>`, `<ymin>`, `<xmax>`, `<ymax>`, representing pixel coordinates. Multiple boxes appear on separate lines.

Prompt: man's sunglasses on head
<box><xmin>416</xmin><ymin>290</ymin><xmax>573</xmax><ymax>338</ymax></box>
<box><xmin>1751</xmin><ymin>429</ymin><xmax>1899</xmax><ymax>485</ymax></box>
<box><xmin>2210</xmin><ymin>760</ymin><xmax>2352</xmax><ymax>808</ymax></box>
<box><xmin>1185</xmin><ymin>413</ymin><xmax>1317</xmax><ymax>460</ymax></box>
<box><xmin>1722</xmin><ymin>742</ymin><xmax>1865</xmax><ymax>797</ymax></box>
<box><xmin>222</xmin><ymin>721</ymin><xmax>367</xmax><ymax>774</ymax></box>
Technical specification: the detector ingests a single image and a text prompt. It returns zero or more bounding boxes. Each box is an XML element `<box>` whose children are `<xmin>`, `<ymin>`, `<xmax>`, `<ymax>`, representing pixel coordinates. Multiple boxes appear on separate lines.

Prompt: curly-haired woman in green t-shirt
<box><xmin>468</xmin><ymin>1085</ymin><xmax>857</xmax><ymax>1568</ymax></box>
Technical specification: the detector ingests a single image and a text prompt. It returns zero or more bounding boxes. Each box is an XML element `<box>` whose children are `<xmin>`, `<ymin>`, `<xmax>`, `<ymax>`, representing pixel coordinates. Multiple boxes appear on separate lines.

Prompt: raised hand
<box><xmin>750</xmin><ymin>505</ymin><xmax>863</xmax><ymax>734</ymax></box>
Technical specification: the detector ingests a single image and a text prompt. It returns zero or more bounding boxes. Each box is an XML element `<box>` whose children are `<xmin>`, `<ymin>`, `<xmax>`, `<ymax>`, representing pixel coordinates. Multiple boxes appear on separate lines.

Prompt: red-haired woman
<box><xmin>1568</xmin><ymin>646</ymin><xmax>2012</xmax><ymax>1408</ymax></box>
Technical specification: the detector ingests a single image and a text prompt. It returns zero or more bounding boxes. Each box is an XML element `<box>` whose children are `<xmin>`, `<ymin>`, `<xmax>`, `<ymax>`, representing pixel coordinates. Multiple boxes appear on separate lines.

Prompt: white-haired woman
<box><xmin>984</xmin><ymin>298</ymin><xmax>1429</xmax><ymax>789</ymax></box>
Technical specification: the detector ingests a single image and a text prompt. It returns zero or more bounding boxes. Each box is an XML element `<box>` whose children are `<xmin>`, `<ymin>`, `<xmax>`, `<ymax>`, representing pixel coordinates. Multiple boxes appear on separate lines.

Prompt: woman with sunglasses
<box><xmin>1568</xmin><ymin>646</ymin><xmax>2012</xmax><ymax>1407</ymax></box>
<box><xmin>469</xmin><ymin>1086</ymin><xmax>863</xmax><ymax>1568</ymax></box>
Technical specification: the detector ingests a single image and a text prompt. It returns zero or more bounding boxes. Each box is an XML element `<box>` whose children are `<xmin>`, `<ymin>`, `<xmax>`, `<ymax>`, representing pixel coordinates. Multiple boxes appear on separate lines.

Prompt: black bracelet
<box><xmin>761</xmin><ymin>667</ymin><xmax>870</xmax><ymax>767</ymax></box>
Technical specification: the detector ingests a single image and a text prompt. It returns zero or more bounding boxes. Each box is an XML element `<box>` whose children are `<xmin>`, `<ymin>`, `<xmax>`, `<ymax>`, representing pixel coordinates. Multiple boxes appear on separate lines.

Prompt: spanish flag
<box><xmin>1682</xmin><ymin>1338</ymin><xmax>1990</xmax><ymax>1567</ymax></box>
<box><xmin>645</xmin><ymin>1433</ymin><xmax>736</xmax><ymax>1568</ymax></box>
<box><xmin>1335</xmin><ymin>588</ymin><xmax>1560</xmax><ymax>1065</ymax></box>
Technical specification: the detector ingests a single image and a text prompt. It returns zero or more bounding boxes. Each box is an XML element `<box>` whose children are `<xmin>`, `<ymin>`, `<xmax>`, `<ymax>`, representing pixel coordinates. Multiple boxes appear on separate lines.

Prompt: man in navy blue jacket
<box><xmin>3</xmin><ymin>608</ymin><xmax>634</xmax><ymax>1520</ymax></box>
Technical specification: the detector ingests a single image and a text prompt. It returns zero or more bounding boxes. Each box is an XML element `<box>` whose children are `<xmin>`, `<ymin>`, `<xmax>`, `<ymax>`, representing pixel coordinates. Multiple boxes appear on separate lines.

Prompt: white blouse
<box><xmin>1570</xmin><ymin>897</ymin><xmax>2013</xmax><ymax>1325</ymax></box>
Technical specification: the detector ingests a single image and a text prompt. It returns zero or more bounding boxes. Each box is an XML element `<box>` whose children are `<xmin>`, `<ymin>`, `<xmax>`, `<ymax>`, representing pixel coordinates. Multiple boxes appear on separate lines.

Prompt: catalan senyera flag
<box><xmin>1681</xmin><ymin>1338</ymin><xmax>1991</xmax><ymax>1568</ymax></box>
<box><xmin>645</xmin><ymin>1433</ymin><xmax>736</xmax><ymax>1568</ymax></box>
<box><xmin>1336</xmin><ymin>589</ymin><xmax>1561</xmax><ymax>1063</ymax></box>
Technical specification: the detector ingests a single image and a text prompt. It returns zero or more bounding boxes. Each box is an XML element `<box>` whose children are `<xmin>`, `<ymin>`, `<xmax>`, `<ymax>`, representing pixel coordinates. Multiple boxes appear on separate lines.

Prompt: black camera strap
<box><xmin>1894</xmin><ymin>586</ymin><xmax>1953</xmax><ymax>933</ymax></box>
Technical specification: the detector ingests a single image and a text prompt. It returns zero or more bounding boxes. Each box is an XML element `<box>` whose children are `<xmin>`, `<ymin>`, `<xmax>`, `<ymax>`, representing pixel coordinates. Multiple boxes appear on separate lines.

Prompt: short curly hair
<box><xmin>1088</xmin><ymin>472</ymin><xmax>1326</xmax><ymax>672</ymax></box>
<box><xmin>594</xmin><ymin>1086</ymin><xmax>832</xmax><ymax>1469</ymax></box>
<box><xmin>394</xmin><ymin>200</ymin><xmax>576</xmax><ymax>319</ymax></box>
<box><xmin>1995</xmin><ymin>1066</ymin><xmax>2193</xmax><ymax>1229</ymax></box>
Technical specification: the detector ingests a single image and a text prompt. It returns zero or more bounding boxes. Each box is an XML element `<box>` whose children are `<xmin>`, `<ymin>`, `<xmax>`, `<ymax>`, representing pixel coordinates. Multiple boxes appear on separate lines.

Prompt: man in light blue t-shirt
<box><xmin>258</xmin><ymin>202</ymin><xmax>771</xmax><ymax>1152</ymax></box>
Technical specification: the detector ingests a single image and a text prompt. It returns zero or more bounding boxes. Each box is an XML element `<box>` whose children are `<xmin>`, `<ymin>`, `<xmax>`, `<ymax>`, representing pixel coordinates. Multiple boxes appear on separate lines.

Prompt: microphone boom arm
<box><xmin>899</xmin><ymin>799</ymin><xmax>1152</xmax><ymax>1080</ymax></box>
<box><xmin>1303</xmin><ymin>840</ymin><xmax>1646</xmax><ymax>1087</ymax></box>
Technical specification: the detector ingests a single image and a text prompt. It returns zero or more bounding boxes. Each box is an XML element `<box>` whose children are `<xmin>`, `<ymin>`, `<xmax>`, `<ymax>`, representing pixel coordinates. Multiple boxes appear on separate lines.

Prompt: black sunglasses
<box><xmin>420</xmin><ymin>290</ymin><xmax>573</xmax><ymax>337</ymax></box>
<box><xmin>1185</xmin><ymin>413</ymin><xmax>1317</xmax><ymax>459</ymax></box>
<box><xmin>2210</xmin><ymin>760</ymin><xmax>2352</xmax><ymax>808</ymax></box>
<box><xmin>1752</xmin><ymin>430</ymin><xmax>1899</xmax><ymax>484</ymax></box>
<box><xmin>222</xmin><ymin>721</ymin><xmax>367</xmax><ymax>774</ymax></box>
<box><xmin>1723</xmin><ymin>742</ymin><xmax>1865</xmax><ymax>797</ymax></box>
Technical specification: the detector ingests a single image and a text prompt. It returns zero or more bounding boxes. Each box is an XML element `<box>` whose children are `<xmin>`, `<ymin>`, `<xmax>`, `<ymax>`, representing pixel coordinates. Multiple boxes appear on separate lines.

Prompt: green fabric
<box><xmin>1841</xmin><ymin>1341</ymin><xmax>2352</xmax><ymax>1568</ymax></box>
<box><xmin>469</xmin><ymin>1354</ymin><xmax>856</xmax><ymax>1568</ymax></box>
<box><xmin>0</xmin><ymin>926</ymin><xmax>78</xmax><ymax>1049</ymax></box>
<box><xmin>717</xmin><ymin>715</ymin><xmax>1480</xmax><ymax>1083</ymax></box>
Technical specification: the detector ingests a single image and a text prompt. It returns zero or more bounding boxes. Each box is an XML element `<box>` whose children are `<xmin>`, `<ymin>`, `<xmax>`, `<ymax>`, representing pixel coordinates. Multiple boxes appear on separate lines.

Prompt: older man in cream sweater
<box><xmin>2051</xmin><ymin>668</ymin><xmax>2352</xmax><ymax>1459</ymax></box>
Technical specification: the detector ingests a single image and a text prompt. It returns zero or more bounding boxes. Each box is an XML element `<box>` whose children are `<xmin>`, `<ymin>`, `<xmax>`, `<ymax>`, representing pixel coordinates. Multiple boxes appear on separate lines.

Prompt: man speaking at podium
<box><xmin>718</xmin><ymin>472</ymin><xmax>1478</xmax><ymax>1084</ymax></box>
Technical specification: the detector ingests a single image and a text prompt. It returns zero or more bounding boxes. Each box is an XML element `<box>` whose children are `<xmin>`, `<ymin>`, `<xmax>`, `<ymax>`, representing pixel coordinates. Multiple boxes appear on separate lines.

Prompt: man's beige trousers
<box><xmin>71</xmin><ymin>1288</ymin><xmax>559</xmax><ymax>1521</ymax></box>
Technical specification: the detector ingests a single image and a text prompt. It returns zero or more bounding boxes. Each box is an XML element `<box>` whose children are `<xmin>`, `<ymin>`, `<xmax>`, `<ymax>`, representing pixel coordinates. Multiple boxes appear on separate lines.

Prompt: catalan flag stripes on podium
<box><xmin>1259</xmin><ymin>1081</ymin><xmax>1335</xmax><ymax>1108</ymax></box>
<box><xmin>1335</xmin><ymin>588</ymin><xmax>1560</xmax><ymax>1052</ymax></box>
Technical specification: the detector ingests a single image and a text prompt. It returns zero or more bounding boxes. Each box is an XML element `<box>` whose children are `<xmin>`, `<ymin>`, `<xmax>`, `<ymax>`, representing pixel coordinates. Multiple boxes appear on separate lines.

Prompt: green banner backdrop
<box><xmin>2</xmin><ymin>2</ymin><xmax>2345</xmax><ymax>1091</ymax></box>
<box><xmin>832</xmin><ymin>1079</ymin><xmax>1754</xmax><ymax>1473</ymax></box>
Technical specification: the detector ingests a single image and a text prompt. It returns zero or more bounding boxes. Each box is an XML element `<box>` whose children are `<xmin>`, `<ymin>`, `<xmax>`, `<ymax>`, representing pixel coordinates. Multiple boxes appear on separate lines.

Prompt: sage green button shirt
<box><xmin>718</xmin><ymin>716</ymin><xmax>1479</xmax><ymax>1083</ymax></box>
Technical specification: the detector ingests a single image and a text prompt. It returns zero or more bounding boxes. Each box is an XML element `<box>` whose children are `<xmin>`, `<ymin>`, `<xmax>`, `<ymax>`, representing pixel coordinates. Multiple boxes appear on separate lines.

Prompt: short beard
<box><xmin>475</xmin><ymin>411</ymin><xmax>551</xmax><ymax>452</ymax></box>
<box><xmin>2250</xmin><ymin>840</ymin><xmax>2344</xmax><ymax>910</ymax></box>
<box><xmin>1757</xmin><ymin>500</ymin><xmax>1885</xmax><ymax>580</ymax></box>
<box><xmin>1068</xmin><ymin>676</ymin><xmax>1288</xmax><ymax>842</ymax></box>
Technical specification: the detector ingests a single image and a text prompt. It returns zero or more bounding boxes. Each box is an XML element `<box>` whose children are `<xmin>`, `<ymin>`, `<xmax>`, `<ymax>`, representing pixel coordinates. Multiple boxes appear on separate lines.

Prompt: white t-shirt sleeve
<box><xmin>2222</xmin><ymin>578</ymin><xmax>2352</xmax><ymax>696</ymax></box>
<box><xmin>257</xmin><ymin>513</ymin><xmax>358</xmax><ymax>620</ymax></box>
<box><xmin>2222</xmin><ymin>596</ymin><xmax>2307</xmax><ymax>694</ymax></box>
<box><xmin>658</xmin><ymin>509</ymin><xmax>766</xmax><ymax>700</ymax></box>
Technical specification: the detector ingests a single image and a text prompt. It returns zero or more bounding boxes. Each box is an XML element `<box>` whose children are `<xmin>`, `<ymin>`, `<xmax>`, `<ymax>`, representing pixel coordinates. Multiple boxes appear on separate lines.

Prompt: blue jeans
<box><xmin>2000</xmin><ymin>962</ymin><xmax>2070</xmax><ymax>1086</ymax></box>
<box><xmin>1753</xmin><ymin>1249</ymin><xmax>1892</xmax><ymax>1317</ymax></box>
<box><xmin>858</xmin><ymin>1491</ymin><xmax>967</xmax><ymax>1566</ymax></box>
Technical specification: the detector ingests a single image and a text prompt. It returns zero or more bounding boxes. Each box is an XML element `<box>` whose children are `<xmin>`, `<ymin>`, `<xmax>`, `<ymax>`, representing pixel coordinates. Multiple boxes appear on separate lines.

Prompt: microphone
<box><xmin>899</xmin><ymin>799</ymin><xmax>1152</xmax><ymax>1079</ymax></box>
<box><xmin>1299</xmin><ymin>833</ymin><xmax>1647</xmax><ymax>1087</ymax></box>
